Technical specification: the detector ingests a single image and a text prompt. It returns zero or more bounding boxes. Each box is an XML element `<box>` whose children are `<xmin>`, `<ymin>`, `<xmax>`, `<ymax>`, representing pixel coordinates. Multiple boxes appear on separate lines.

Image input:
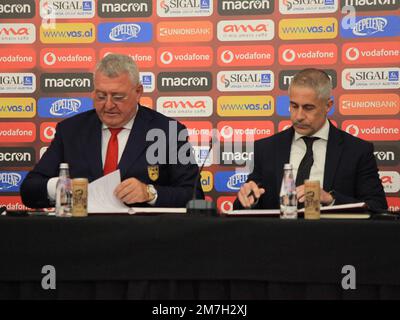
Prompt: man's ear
<box><xmin>326</xmin><ymin>97</ymin><xmax>334</xmax><ymax>111</ymax></box>
<box><xmin>136</xmin><ymin>84</ymin><xmax>144</xmax><ymax>97</ymax></box>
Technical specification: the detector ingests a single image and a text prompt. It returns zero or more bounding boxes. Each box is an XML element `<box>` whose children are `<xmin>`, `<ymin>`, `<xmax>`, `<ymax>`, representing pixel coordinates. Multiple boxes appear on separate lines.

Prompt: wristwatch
<box><xmin>328</xmin><ymin>190</ymin><xmax>336</xmax><ymax>206</ymax></box>
<box><xmin>146</xmin><ymin>184</ymin><xmax>157</xmax><ymax>202</ymax></box>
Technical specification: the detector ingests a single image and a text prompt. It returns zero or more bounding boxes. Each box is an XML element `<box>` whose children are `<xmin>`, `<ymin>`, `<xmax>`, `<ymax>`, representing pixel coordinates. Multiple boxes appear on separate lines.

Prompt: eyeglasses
<box><xmin>94</xmin><ymin>92</ymin><xmax>129</xmax><ymax>104</ymax></box>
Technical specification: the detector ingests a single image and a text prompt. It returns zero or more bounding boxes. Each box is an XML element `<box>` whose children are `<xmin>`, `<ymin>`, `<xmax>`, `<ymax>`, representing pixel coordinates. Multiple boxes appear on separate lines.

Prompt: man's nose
<box><xmin>104</xmin><ymin>95</ymin><xmax>115</xmax><ymax>108</ymax></box>
<box><xmin>294</xmin><ymin>107</ymin><xmax>305</xmax><ymax>121</ymax></box>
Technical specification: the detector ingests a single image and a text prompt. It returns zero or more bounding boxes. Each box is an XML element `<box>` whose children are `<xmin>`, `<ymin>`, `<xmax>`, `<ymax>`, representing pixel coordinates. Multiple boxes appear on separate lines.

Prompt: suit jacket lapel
<box><xmin>275</xmin><ymin>127</ymin><xmax>294</xmax><ymax>191</ymax></box>
<box><xmin>83</xmin><ymin>113</ymin><xmax>103</xmax><ymax>180</ymax></box>
<box><xmin>323</xmin><ymin>121</ymin><xmax>344</xmax><ymax>191</ymax></box>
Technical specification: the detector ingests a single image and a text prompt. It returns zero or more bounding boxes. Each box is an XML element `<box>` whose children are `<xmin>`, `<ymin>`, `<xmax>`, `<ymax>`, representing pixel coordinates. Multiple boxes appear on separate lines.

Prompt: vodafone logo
<box><xmin>43</xmin><ymin>52</ymin><xmax>56</xmax><ymax>65</ymax></box>
<box><xmin>342</xmin><ymin>120</ymin><xmax>400</xmax><ymax>141</ymax></box>
<box><xmin>279</xmin><ymin>44</ymin><xmax>337</xmax><ymax>65</ymax></box>
<box><xmin>40</xmin><ymin>122</ymin><xmax>57</xmax><ymax>143</ymax></box>
<box><xmin>344</xmin><ymin>124</ymin><xmax>360</xmax><ymax>136</ymax></box>
<box><xmin>217</xmin><ymin>45</ymin><xmax>274</xmax><ymax>66</ymax></box>
<box><xmin>100</xmin><ymin>47</ymin><xmax>155</xmax><ymax>68</ymax></box>
<box><xmin>160</xmin><ymin>51</ymin><xmax>173</xmax><ymax>64</ymax></box>
<box><xmin>220</xmin><ymin>125</ymin><xmax>234</xmax><ymax>139</ymax></box>
<box><xmin>342</xmin><ymin>42</ymin><xmax>400</xmax><ymax>65</ymax></box>
<box><xmin>282</xmin><ymin>49</ymin><xmax>295</xmax><ymax>63</ymax></box>
<box><xmin>221</xmin><ymin>50</ymin><xmax>234</xmax><ymax>63</ymax></box>
<box><xmin>157</xmin><ymin>47</ymin><xmax>213</xmax><ymax>68</ymax></box>
<box><xmin>345</xmin><ymin>47</ymin><xmax>360</xmax><ymax>61</ymax></box>
<box><xmin>217</xmin><ymin>121</ymin><xmax>274</xmax><ymax>142</ymax></box>
<box><xmin>217</xmin><ymin>196</ymin><xmax>237</xmax><ymax>213</ymax></box>
<box><xmin>40</xmin><ymin>48</ymin><xmax>96</xmax><ymax>69</ymax></box>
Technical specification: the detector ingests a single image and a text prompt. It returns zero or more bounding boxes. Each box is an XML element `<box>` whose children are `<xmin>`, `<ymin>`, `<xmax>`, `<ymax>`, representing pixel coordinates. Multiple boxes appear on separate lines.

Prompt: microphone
<box><xmin>186</xmin><ymin>134</ymin><xmax>217</xmax><ymax>216</ymax></box>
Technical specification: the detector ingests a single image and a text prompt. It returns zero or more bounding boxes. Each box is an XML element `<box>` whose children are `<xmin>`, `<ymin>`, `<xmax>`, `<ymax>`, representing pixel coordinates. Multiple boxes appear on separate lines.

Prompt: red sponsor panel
<box><xmin>40</xmin><ymin>48</ymin><xmax>96</xmax><ymax>69</ymax></box>
<box><xmin>40</xmin><ymin>122</ymin><xmax>58</xmax><ymax>143</ymax></box>
<box><xmin>100</xmin><ymin>47</ymin><xmax>155</xmax><ymax>68</ymax></box>
<box><xmin>140</xmin><ymin>97</ymin><xmax>153</xmax><ymax>109</ymax></box>
<box><xmin>157</xmin><ymin>46</ymin><xmax>213</xmax><ymax>68</ymax></box>
<box><xmin>0</xmin><ymin>122</ymin><xmax>36</xmax><ymax>143</ymax></box>
<box><xmin>205</xmin><ymin>195</ymin><xmax>213</xmax><ymax>202</ymax></box>
<box><xmin>217</xmin><ymin>121</ymin><xmax>274</xmax><ymax>142</ymax></box>
<box><xmin>279</xmin><ymin>44</ymin><xmax>337</xmax><ymax>65</ymax></box>
<box><xmin>0</xmin><ymin>48</ymin><xmax>36</xmax><ymax>69</ymax></box>
<box><xmin>0</xmin><ymin>196</ymin><xmax>30</xmax><ymax>211</ymax></box>
<box><xmin>342</xmin><ymin>120</ymin><xmax>400</xmax><ymax>141</ymax></box>
<box><xmin>180</xmin><ymin>121</ymin><xmax>213</xmax><ymax>144</ymax></box>
<box><xmin>157</xmin><ymin>21</ymin><xmax>213</xmax><ymax>42</ymax></box>
<box><xmin>342</xmin><ymin>42</ymin><xmax>400</xmax><ymax>65</ymax></box>
<box><xmin>217</xmin><ymin>196</ymin><xmax>237</xmax><ymax>213</ymax></box>
<box><xmin>217</xmin><ymin>45</ymin><xmax>274</xmax><ymax>67</ymax></box>
<box><xmin>387</xmin><ymin>197</ymin><xmax>400</xmax><ymax>212</ymax></box>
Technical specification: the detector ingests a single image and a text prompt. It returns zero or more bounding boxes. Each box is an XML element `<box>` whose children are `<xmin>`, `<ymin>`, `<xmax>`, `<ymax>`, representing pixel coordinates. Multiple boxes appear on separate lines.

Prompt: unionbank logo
<box><xmin>340</xmin><ymin>16</ymin><xmax>400</xmax><ymax>38</ymax></box>
<box><xmin>98</xmin><ymin>22</ymin><xmax>152</xmax><ymax>43</ymax></box>
<box><xmin>218</xmin><ymin>45</ymin><xmax>274</xmax><ymax>67</ymax></box>
<box><xmin>218</xmin><ymin>0</ymin><xmax>273</xmax><ymax>15</ymax></box>
<box><xmin>157</xmin><ymin>96</ymin><xmax>213</xmax><ymax>117</ymax></box>
<box><xmin>342</xmin><ymin>68</ymin><xmax>400</xmax><ymax>90</ymax></box>
<box><xmin>0</xmin><ymin>196</ymin><xmax>30</xmax><ymax>211</ymax></box>
<box><xmin>100</xmin><ymin>47</ymin><xmax>155</xmax><ymax>68</ymax></box>
<box><xmin>215</xmin><ymin>171</ymin><xmax>249</xmax><ymax>192</ymax></box>
<box><xmin>40</xmin><ymin>48</ymin><xmax>96</xmax><ymax>69</ymax></box>
<box><xmin>38</xmin><ymin>97</ymin><xmax>93</xmax><ymax>118</ymax></box>
<box><xmin>180</xmin><ymin>121</ymin><xmax>213</xmax><ymax>143</ymax></box>
<box><xmin>218</xmin><ymin>96</ymin><xmax>274</xmax><ymax>117</ymax></box>
<box><xmin>0</xmin><ymin>147</ymin><xmax>35</xmax><ymax>167</ymax></box>
<box><xmin>158</xmin><ymin>46</ymin><xmax>213</xmax><ymax>68</ymax></box>
<box><xmin>217</xmin><ymin>196</ymin><xmax>236</xmax><ymax>213</ymax></box>
<box><xmin>40</xmin><ymin>0</ymin><xmax>95</xmax><ymax>18</ymax></box>
<box><xmin>379</xmin><ymin>171</ymin><xmax>400</xmax><ymax>194</ymax></box>
<box><xmin>0</xmin><ymin>48</ymin><xmax>36</xmax><ymax>69</ymax></box>
<box><xmin>343</xmin><ymin>120</ymin><xmax>400</xmax><ymax>141</ymax></box>
<box><xmin>373</xmin><ymin>144</ymin><xmax>399</xmax><ymax>166</ymax></box>
<box><xmin>279</xmin><ymin>44</ymin><xmax>337</xmax><ymax>65</ymax></box>
<box><xmin>279</xmin><ymin>18</ymin><xmax>338</xmax><ymax>40</ymax></box>
<box><xmin>157</xmin><ymin>21</ymin><xmax>213</xmax><ymax>42</ymax></box>
<box><xmin>279</xmin><ymin>69</ymin><xmax>337</xmax><ymax>90</ymax></box>
<box><xmin>200</xmin><ymin>171</ymin><xmax>213</xmax><ymax>192</ymax></box>
<box><xmin>40</xmin><ymin>122</ymin><xmax>57</xmax><ymax>143</ymax></box>
<box><xmin>339</xmin><ymin>94</ymin><xmax>399</xmax><ymax>116</ymax></box>
<box><xmin>217</xmin><ymin>70</ymin><xmax>274</xmax><ymax>92</ymax></box>
<box><xmin>217</xmin><ymin>19</ymin><xmax>274</xmax><ymax>41</ymax></box>
<box><xmin>0</xmin><ymin>122</ymin><xmax>36</xmax><ymax>143</ymax></box>
<box><xmin>98</xmin><ymin>0</ymin><xmax>152</xmax><ymax>17</ymax></box>
<box><xmin>0</xmin><ymin>98</ymin><xmax>36</xmax><ymax>118</ymax></box>
<box><xmin>342</xmin><ymin>0</ymin><xmax>399</xmax><ymax>12</ymax></box>
<box><xmin>0</xmin><ymin>23</ymin><xmax>35</xmax><ymax>44</ymax></box>
<box><xmin>0</xmin><ymin>0</ymin><xmax>35</xmax><ymax>19</ymax></box>
<box><xmin>40</xmin><ymin>23</ymin><xmax>95</xmax><ymax>43</ymax></box>
<box><xmin>217</xmin><ymin>121</ymin><xmax>274</xmax><ymax>142</ymax></box>
<box><xmin>157</xmin><ymin>72</ymin><xmax>212</xmax><ymax>92</ymax></box>
<box><xmin>41</xmin><ymin>73</ymin><xmax>93</xmax><ymax>93</ymax></box>
<box><xmin>0</xmin><ymin>73</ymin><xmax>35</xmax><ymax>93</ymax></box>
<box><xmin>280</xmin><ymin>0</ymin><xmax>338</xmax><ymax>14</ymax></box>
<box><xmin>342</xmin><ymin>42</ymin><xmax>400</xmax><ymax>65</ymax></box>
<box><xmin>0</xmin><ymin>171</ymin><xmax>27</xmax><ymax>192</ymax></box>
<box><xmin>157</xmin><ymin>0</ymin><xmax>213</xmax><ymax>17</ymax></box>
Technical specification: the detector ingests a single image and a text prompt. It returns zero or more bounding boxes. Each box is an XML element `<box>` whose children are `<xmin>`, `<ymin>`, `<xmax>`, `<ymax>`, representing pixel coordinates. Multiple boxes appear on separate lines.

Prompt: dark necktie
<box><xmin>103</xmin><ymin>128</ymin><xmax>123</xmax><ymax>175</ymax></box>
<box><xmin>295</xmin><ymin>136</ymin><xmax>320</xmax><ymax>186</ymax></box>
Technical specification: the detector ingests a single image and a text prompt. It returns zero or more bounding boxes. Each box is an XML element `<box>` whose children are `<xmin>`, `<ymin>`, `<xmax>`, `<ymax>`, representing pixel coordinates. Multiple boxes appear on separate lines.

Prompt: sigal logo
<box><xmin>218</xmin><ymin>45</ymin><xmax>274</xmax><ymax>66</ymax></box>
<box><xmin>140</xmin><ymin>72</ymin><xmax>154</xmax><ymax>93</ymax></box>
<box><xmin>343</xmin><ymin>119</ymin><xmax>400</xmax><ymax>141</ymax></box>
<box><xmin>340</xmin><ymin>15</ymin><xmax>400</xmax><ymax>38</ymax></box>
<box><xmin>0</xmin><ymin>196</ymin><xmax>30</xmax><ymax>211</ymax></box>
<box><xmin>217</xmin><ymin>196</ymin><xmax>236</xmax><ymax>213</ymax></box>
<box><xmin>157</xmin><ymin>0</ymin><xmax>213</xmax><ymax>17</ymax></box>
<box><xmin>217</xmin><ymin>121</ymin><xmax>274</xmax><ymax>142</ymax></box>
<box><xmin>157</xmin><ymin>46</ymin><xmax>213</xmax><ymax>68</ymax></box>
<box><xmin>98</xmin><ymin>22</ymin><xmax>152</xmax><ymax>43</ymax></box>
<box><xmin>379</xmin><ymin>171</ymin><xmax>400</xmax><ymax>193</ymax></box>
<box><xmin>279</xmin><ymin>18</ymin><xmax>338</xmax><ymax>40</ymax></box>
<box><xmin>218</xmin><ymin>0</ymin><xmax>273</xmax><ymax>15</ymax></box>
<box><xmin>215</xmin><ymin>171</ymin><xmax>249</xmax><ymax>192</ymax></box>
<box><xmin>0</xmin><ymin>147</ymin><xmax>35</xmax><ymax>167</ymax></box>
<box><xmin>218</xmin><ymin>96</ymin><xmax>274</xmax><ymax>117</ymax></box>
<box><xmin>40</xmin><ymin>48</ymin><xmax>96</xmax><ymax>69</ymax></box>
<box><xmin>0</xmin><ymin>23</ymin><xmax>35</xmax><ymax>44</ymax></box>
<box><xmin>217</xmin><ymin>19</ymin><xmax>274</xmax><ymax>41</ymax></box>
<box><xmin>0</xmin><ymin>48</ymin><xmax>36</xmax><ymax>69</ymax></box>
<box><xmin>98</xmin><ymin>0</ymin><xmax>152</xmax><ymax>18</ymax></box>
<box><xmin>41</xmin><ymin>73</ymin><xmax>93</xmax><ymax>93</ymax></box>
<box><xmin>0</xmin><ymin>171</ymin><xmax>27</xmax><ymax>192</ymax></box>
<box><xmin>157</xmin><ymin>21</ymin><xmax>212</xmax><ymax>42</ymax></box>
<box><xmin>40</xmin><ymin>122</ymin><xmax>57</xmax><ymax>143</ymax></box>
<box><xmin>280</xmin><ymin>0</ymin><xmax>338</xmax><ymax>14</ymax></box>
<box><xmin>100</xmin><ymin>47</ymin><xmax>155</xmax><ymax>68</ymax></box>
<box><xmin>342</xmin><ymin>0</ymin><xmax>399</xmax><ymax>12</ymax></box>
<box><xmin>0</xmin><ymin>0</ymin><xmax>35</xmax><ymax>19</ymax></box>
<box><xmin>0</xmin><ymin>122</ymin><xmax>36</xmax><ymax>143</ymax></box>
<box><xmin>0</xmin><ymin>98</ymin><xmax>35</xmax><ymax>118</ymax></box>
<box><xmin>339</xmin><ymin>94</ymin><xmax>399</xmax><ymax>116</ymax></box>
<box><xmin>342</xmin><ymin>68</ymin><xmax>400</xmax><ymax>90</ymax></box>
<box><xmin>279</xmin><ymin>44</ymin><xmax>337</xmax><ymax>65</ymax></box>
<box><xmin>373</xmin><ymin>144</ymin><xmax>399</xmax><ymax>166</ymax></box>
<box><xmin>40</xmin><ymin>23</ymin><xmax>95</xmax><ymax>44</ymax></box>
<box><xmin>279</xmin><ymin>69</ymin><xmax>337</xmax><ymax>90</ymax></box>
<box><xmin>343</xmin><ymin>41</ymin><xmax>400</xmax><ymax>64</ymax></box>
<box><xmin>157</xmin><ymin>96</ymin><xmax>213</xmax><ymax>117</ymax></box>
<box><xmin>40</xmin><ymin>0</ymin><xmax>95</xmax><ymax>19</ymax></box>
<box><xmin>180</xmin><ymin>121</ymin><xmax>213</xmax><ymax>144</ymax></box>
<box><xmin>157</xmin><ymin>72</ymin><xmax>212</xmax><ymax>92</ymax></box>
<box><xmin>192</xmin><ymin>145</ymin><xmax>213</xmax><ymax>167</ymax></box>
<box><xmin>200</xmin><ymin>171</ymin><xmax>213</xmax><ymax>193</ymax></box>
<box><xmin>217</xmin><ymin>70</ymin><xmax>274</xmax><ymax>92</ymax></box>
<box><xmin>0</xmin><ymin>73</ymin><xmax>35</xmax><ymax>93</ymax></box>
<box><xmin>38</xmin><ymin>97</ymin><xmax>93</xmax><ymax>118</ymax></box>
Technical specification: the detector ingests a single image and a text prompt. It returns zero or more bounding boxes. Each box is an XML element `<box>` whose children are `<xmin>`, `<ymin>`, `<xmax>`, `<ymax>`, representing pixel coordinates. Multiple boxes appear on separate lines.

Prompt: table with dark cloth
<box><xmin>0</xmin><ymin>214</ymin><xmax>400</xmax><ymax>300</ymax></box>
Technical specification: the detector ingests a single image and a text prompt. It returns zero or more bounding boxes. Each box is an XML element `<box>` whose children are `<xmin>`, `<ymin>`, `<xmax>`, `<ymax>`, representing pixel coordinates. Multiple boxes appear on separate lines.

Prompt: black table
<box><xmin>1</xmin><ymin>214</ymin><xmax>400</xmax><ymax>300</ymax></box>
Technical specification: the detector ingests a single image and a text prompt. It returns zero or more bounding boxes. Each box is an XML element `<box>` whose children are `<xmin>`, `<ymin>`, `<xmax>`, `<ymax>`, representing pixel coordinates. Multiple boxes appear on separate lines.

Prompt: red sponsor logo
<box><xmin>217</xmin><ymin>121</ymin><xmax>274</xmax><ymax>142</ymax></box>
<box><xmin>0</xmin><ymin>196</ymin><xmax>30</xmax><ymax>211</ymax></box>
<box><xmin>0</xmin><ymin>48</ymin><xmax>36</xmax><ymax>69</ymax></box>
<box><xmin>217</xmin><ymin>45</ymin><xmax>274</xmax><ymax>66</ymax></box>
<box><xmin>0</xmin><ymin>27</ymin><xmax>28</xmax><ymax>36</ymax></box>
<box><xmin>180</xmin><ymin>121</ymin><xmax>213</xmax><ymax>143</ymax></box>
<box><xmin>0</xmin><ymin>122</ymin><xmax>35</xmax><ymax>143</ymax></box>
<box><xmin>40</xmin><ymin>48</ymin><xmax>96</xmax><ymax>69</ymax></box>
<box><xmin>343</xmin><ymin>42</ymin><xmax>400</xmax><ymax>65</ymax></box>
<box><xmin>342</xmin><ymin>120</ymin><xmax>400</xmax><ymax>141</ymax></box>
<box><xmin>387</xmin><ymin>197</ymin><xmax>400</xmax><ymax>212</ymax></box>
<box><xmin>157</xmin><ymin>46</ymin><xmax>213</xmax><ymax>68</ymax></box>
<box><xmin>279</xmin><ymin>44</ymin><xmax>337</xmax><ymax>65</ymax></box>
<box><xmin>217</xmin><ymin>196</ymin><xmax>236</xmax><ymax>213</ymax></box>
<box><xmin>40</xmin><ymin>122</ymin><xmax>57</xmax><ymax>143</ymax></box>
<box><xmin>205</xmin><ymin>195</ymin><xmax>213</xmax><ymax>202</ymax></box>
<box><xmin>100</xmin><ymin>47</ymin><xmax>155</xmax><ymax>68</ymax></box>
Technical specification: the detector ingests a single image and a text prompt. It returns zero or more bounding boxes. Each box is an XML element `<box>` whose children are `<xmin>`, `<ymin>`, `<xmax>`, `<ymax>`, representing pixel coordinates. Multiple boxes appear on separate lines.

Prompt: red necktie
<box><xmin>103</xmin><ymin>128</ymin><xmax>123</xmax><ymax>175</ymax></box>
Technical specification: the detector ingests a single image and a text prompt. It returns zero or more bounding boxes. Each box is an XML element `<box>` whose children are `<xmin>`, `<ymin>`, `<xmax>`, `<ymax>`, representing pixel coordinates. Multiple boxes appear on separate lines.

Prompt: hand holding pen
<box><xmin>237</xmin><ymin>181</ymin><xmax>265</xmax><ymax>209</ymax></box>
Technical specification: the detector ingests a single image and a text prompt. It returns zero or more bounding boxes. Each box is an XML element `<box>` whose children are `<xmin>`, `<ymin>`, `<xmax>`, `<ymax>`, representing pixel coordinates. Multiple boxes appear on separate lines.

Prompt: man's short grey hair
<box><xmin>289</xmin><ymin>68</ymin><xmax>332</xmax><ymax>101</ymax></box>
<box><xmin>95</xmin><ymin>53</ymin><xmax>140</xmax><ymax>85</ymax></box>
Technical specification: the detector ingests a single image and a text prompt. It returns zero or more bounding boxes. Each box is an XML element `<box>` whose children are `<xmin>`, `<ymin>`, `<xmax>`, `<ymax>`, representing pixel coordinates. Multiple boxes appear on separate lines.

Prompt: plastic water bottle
<box><xmin>55</xmin><ymin>163</ymin><xmax>72</xmax><ymax>217</ymax></box>
<box><xmin>280</xmin><ymin>163</ymin><xmax>298</xmax><ymax>219</ymax></box>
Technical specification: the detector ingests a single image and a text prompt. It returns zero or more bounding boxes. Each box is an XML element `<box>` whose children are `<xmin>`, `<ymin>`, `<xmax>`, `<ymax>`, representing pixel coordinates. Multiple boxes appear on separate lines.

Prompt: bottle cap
<box><xmin>283</xmin><ymin>163</ymin><xmax>293</xmax><ymax>170</ymax></box>
<box><xmin>59</xmin><ymin>163</ymin><xmax>69</xmax><ymax>169</ymax></box>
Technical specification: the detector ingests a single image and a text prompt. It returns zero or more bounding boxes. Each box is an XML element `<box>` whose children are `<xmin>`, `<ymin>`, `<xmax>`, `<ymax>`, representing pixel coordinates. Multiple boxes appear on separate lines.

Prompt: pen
<box><xmin>247</xmin><ymin>183</ymin><xmax>263</xmax><ymax>207</ymax></box>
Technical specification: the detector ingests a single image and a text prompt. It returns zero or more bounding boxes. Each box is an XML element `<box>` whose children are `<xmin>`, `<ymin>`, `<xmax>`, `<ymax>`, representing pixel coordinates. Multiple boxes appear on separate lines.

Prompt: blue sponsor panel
<box><xmin>215</xmin><ymin>171</ymin><xmax>249</xmax><ymax>192</ymax></box>
<box><xmin>340</xmin><ymin>16</ymin><xmax>400</xmax><ymax>38</ymax></box>
<box><xmin>98</xmin><ymin>22</ymin><xmax>153</xmax><ymax>43</ymax></box>
<box><xmin>276</xmin><ymin>96</ymin><xmax>335</xmax><ymax>116</ymax></box>
<box><xmin>38</xmin><ymin>97</ymin><xmax>93</xmax><ymax>118</ymax></box>
<box><xmin>0</xmin><ymin>171</ymin><xmax>28</xmax><ymax>193</ymax></box>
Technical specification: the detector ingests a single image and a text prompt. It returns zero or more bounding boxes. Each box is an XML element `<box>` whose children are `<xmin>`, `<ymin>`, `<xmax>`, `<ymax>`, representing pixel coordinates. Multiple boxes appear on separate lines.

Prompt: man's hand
<box><xmin>114</xmin><ymin>178</ymin><xmax>151</xmax><ymax>204</ymax></box>
<box><xmin>237</xmin><ymin>181</ymin><xmax>266</xmax><ymax>209</ymax></box>
<box><xmin>296</xmin><ymin>185</ymin><xmax>334</xmax><ymax>205</ymax></box>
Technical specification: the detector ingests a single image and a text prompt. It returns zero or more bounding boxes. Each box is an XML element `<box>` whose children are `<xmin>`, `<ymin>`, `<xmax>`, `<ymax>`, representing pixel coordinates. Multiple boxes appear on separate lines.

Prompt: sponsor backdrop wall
<box><xmin>0</xmin><ymin>0</ymin><xmax>399</xmax><ymax>212</ymax></box>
